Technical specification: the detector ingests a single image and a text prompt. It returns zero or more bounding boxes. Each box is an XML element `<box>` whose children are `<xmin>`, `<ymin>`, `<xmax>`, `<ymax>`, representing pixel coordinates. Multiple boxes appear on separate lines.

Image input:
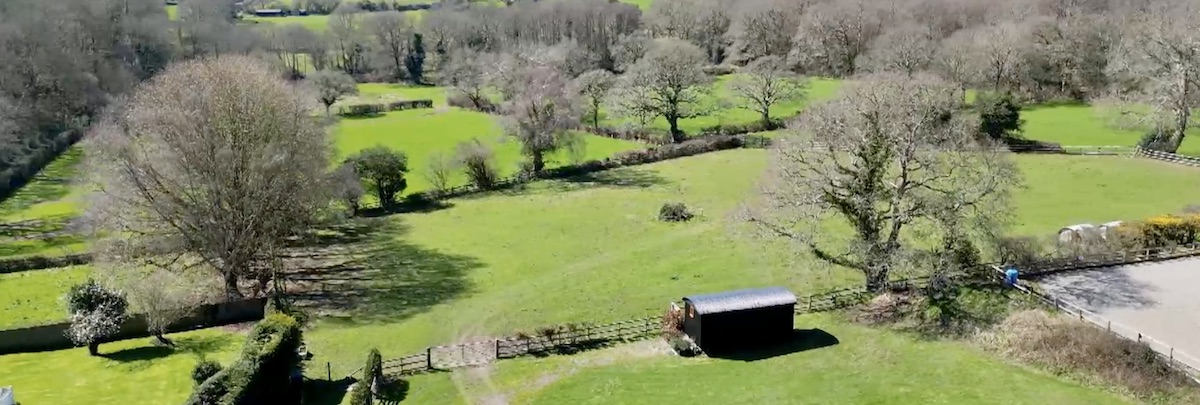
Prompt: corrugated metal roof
<box><xmin>684</xmin><ymin>287</ymin><xmax>797</xmax><ymax>315</ymax></box>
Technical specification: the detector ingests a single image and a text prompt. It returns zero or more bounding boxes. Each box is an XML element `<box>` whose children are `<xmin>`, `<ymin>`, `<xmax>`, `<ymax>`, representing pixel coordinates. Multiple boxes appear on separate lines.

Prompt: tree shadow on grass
<box><xmin>457</xmin><ymin>167</ymin><xmax>671</xmax><ymax>201</ymax></box>
<box><xmin>705</xmin><ymin>329</ymin><xmax>839</xmax><ymax>362</ymax></box>
<box><xmin>101</xmin><ymin>332</ymin><xmax>242</xmax><ymax>363</ymax></box>
<box><xmin>1037</xmin><ymin>267</ymin><xmax>1160</xmax><ymax>312</ymax></box>
<box><xmin>285</xmin><ymin>218</ymin><xmax>479</xmax><ymax>327</ymax></box>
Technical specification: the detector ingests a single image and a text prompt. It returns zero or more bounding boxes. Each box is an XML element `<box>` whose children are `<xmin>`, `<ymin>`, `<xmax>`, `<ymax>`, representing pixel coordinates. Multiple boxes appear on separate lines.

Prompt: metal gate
<box><xmin>428</xmin><ymin>340</ymin><xmax>497</xmax><ymax>369</ymax></box>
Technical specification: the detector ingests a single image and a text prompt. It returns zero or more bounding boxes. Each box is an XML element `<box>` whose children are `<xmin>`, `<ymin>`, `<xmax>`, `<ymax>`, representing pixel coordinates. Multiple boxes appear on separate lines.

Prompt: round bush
<box><xmin>191</xmin><ymin>360</ymin><xmax>223</xmax><ymax>386</ymax></box>
<box><xmin>659</xmin><ymin>202</ymin><xmax>694</xmax><ymax>222</ymax></box>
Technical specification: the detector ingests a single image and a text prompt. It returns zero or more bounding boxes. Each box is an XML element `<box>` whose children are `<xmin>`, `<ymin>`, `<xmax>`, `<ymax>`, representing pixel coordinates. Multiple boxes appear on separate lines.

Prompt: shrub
<box><xmin>455</xmin><ymin>139</ymin><xmax>500</xmax><ymax>189</ymax></box>
<box><xmin>993</xmin><ymin>236</ymin><xmax>1045</xmax><ymax>266</ymax></box>
<box><xmin>1138</xmin><ymin>125</ymin><xmax>1175</xmax><ymax>152</ymax></box>
<box><xmin>659</xmin><ymin>202</ymin><xmax>694</xmax><ymax>222</ymax></box>
<box><xmin>978</xmin><ymin>310</ymin><xmax>1194</xmax><ymax>399</ymax></box>
<box><xmin>447</xmin><ymin>92</ymin><xmax>498</xmax><ymax>113</ymax></box>
<box><xmin>386</xmin><ymin>99</ymin><xmax>433</xmax><ymax>111</ymax></box>
<box><xmin>345</xmin><ymin>146</ymin><xmax>409</xmax><ymax>209</ymax></box>
<box><xmin>1141</xmin><ymin>214</ymin><xmax>1200</xmax><ymax>247</ymax></box>
<box><xmin>184</xmin><ymin>312</ymin><xmax>303</xmax><ymax>405</ymax></box>
<box><xmin>349</xmin><ymin>348</ymin><xmax>383</xmax><ymax>405</ymax></box>
<box><xmin>192</xmin><ymin>360</ymin><xmax>224</xmax><ymax>386</ymax></box>
<box><xmin>340</xmin><ymin>103</ymin><xmax>387</xmax><ymax>117</ymax></box>
<box><xmin>661</xmin><ymin>305</ymin><xmax>684</xmax><ymax>338</ymax></box>
<box><xmin>976</xmin><ymin>91</ymin><xmax>1023</xmax><ymax>140</ymax></box>
<box><xmin>64</xmin><ymin>279</ymin><xmax>128</xmax><ymax>356</ymax></box>
<box><xmin>701</xmin><ymin>64</ymin><xmax>738</xmax><ymax>75</ymax></box>
<box><xmin>697</xmin><ymin>120</ymin><xmax>782</xmax><ymax>137</ymax></box>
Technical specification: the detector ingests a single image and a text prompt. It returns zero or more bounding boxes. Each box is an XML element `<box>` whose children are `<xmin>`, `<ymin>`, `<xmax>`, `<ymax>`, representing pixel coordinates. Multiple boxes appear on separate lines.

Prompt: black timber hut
<box><xmin>682</xmin><ymin>287</ymin><xmax>797</xmax><ymax>352</ymax></box>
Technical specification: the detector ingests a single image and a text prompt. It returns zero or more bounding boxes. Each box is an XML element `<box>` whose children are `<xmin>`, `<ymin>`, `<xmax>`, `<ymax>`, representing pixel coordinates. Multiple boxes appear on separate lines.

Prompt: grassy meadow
<box><xmin>0</xmin><ymin>329</ymin><xmax>242</xmax><ymax>405</ymax></box>
<box><xmin>5</xmin><ymin>74</ymin><xmax>1200</xmax><ymax>405</ymax></box>
<box><xmin>400</xmin><ymin>313</ymin><xmax>1133</xmax><ymax>405</ymax></box>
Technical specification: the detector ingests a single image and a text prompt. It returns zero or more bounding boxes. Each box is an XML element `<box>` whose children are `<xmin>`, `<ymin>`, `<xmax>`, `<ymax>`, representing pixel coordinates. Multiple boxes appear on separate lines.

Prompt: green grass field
<box><xmin>243</xmin><ymin>14</ymin><xmax>330</xmax><ymax>31</ymax></box>
<box><xmin>347</xmin><ymin>83</ymin><xmax>450</xmax><ymax>107</ymax></box>
<box><xmin>0</xmin><ymin>329</ymin><xmax>241</xmax><ymax>405</ymax></box>
<box><xmin>399</xmin><ymin>313</ymin><xmax>1132</xmax><ymax>405</ymax></box>
<box><xmin>0</xmin><ymin>148</ymin><xmax>85</xmax><ymax>223</ymax></box>
<box><xmin>296</xmin><ymin>150</ymin><xmax>1200</xmax><ymax>379</ymax></box>
<box><xmin>0</xmin><ymin>266</ymin><xmax>90</xmax><ymax>329</ymax></box>
<box><xmin>1021</xmin><ymin>103</ymin><xmax>1200</xmax><ymax>155</ymax></box>
<box><xmin>334</xmin><ymin>108</ymin><xmax>643</xmax><ymax>193</ymax></box>
<box><xmin>601</xmin><ymin>77</ymin><xmax>843</xmax><ymax>136</ymax></box>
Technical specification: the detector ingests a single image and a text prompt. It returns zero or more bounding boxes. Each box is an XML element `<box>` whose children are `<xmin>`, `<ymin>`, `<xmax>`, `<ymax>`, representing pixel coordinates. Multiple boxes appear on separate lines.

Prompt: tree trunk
<box><xmin>532</xmin><ymin>152</ymin><xmax>545</xmax><ymax>173</ymax></box>
<box><xmin>865</xmin><ymin>270</ymin><xmax>888</xmax><ymax>293</ymax></box>
<box><xmin>761</xmin><ymin>110</ymin><xmax>772</xmax><ymax>128</ymax></box>
<box><xmin>668</xmin><ymin>116</ymin><xmax>684</xmax><ymax>143</ymax></box>
<box><xmin>88</xmin><ymin>342</ymin><xmax>100</xmax><ymax>356</ymax></box>
<box><xmin>224</xmin><ymin>272</ymin><xmax>244</xmax><ymax>299</ymax></box>
<box><xmin>155</xmin><ymin>333</ymin><xmax>175</xmax><ymax>347</ymax></box>
<box><xmin>593</xmin><ymin>106</ymin><xmax>601</xmax><ymax>130</ymax></box>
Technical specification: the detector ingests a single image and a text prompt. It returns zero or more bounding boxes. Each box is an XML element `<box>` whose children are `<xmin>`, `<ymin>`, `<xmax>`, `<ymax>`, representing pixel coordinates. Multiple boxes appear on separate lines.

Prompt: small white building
<box><xmin>1058</xmin><ymin>223</ymin><xmax>1099</xmax><ymax>245</ymax></box>
<box><xmin>1099</xmin><ymin>221</ymin><xmax>1125</xmax><ymax>240</ymax></box>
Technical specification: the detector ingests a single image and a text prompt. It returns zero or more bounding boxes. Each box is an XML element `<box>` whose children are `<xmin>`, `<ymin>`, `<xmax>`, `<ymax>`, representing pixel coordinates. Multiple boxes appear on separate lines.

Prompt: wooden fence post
<box><xmin>327</xmin><ymin>362</ymin><xmax>331</xmax><ymax>380</ymax></box>
<box><xmin>426</xmin><ymin>347</ymin><xmax>433</xmax><ymax>370</ymax></box>
<box><xmin>495</xmin><ymin>339</ymin><xmax>501</xmax><ymax>360</ymax></box>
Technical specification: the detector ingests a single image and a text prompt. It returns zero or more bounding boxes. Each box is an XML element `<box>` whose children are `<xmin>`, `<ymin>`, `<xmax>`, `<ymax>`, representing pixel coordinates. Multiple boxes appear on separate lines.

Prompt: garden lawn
<box><xmin>301</xmin><ymin>150</ymin><xmax>1200</xmax><ymax>378</ymax></box>
<box><xmin>601</xmin><ymin>77</ymin><xmax>843</xmax><ymax>136</ymax></box>
<box><xmin>334</xmin><ymin>108</ymin><xmax>643</xmax><ymax>193</ymax></box>
<box><xmin>1020</xmin><ymin>103</ymin><xmax>1200</xmax><ymax>155</ymax></box>
<box><xmin>402</xmin><ymin>313</ymin><xmax>1132</xmax><ymax>405</ymax></box>
<box><xmin>0</xmin><ymin>265</ymin><xmax>91</xmax><ymax>329</ymax></box>
<box><xmin>619</xmin><ymin>0</ymin><xmax>655</xmax><ymax>9</ymax></box>
<box><xmin>0</xmin><ymin>329</ymin><xmax>242</xmax><ymax>405</ymax></box>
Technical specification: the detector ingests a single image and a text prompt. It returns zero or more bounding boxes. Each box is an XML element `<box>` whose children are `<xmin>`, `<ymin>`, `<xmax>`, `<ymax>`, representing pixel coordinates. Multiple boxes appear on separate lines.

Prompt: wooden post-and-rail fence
<box><xmin>370</xmin><ymin>316</ymin><xmax>658</xmax><ymax>377</ymax></box>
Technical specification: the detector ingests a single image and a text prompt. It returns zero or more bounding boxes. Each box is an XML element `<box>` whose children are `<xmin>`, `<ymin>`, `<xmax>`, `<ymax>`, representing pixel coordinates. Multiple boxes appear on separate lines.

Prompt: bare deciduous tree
<box><xmin>327</xmin><ymin>4</ymin><xmax>369</xmax><ymax>75</ymax></box>
<box><xmin>455</xmin><ymin>139</ymin><xmax>500</xmax><ymax>189</ymax></box>
<box><xmin>726</xmin><ymin>0</ymin><xmax>810</xmax><ymax>63</ymax></box>
<box><xmin>729</xmin><ymin>56</ymin><xmax>806</xmax><ymax>126</ymax></box>
<box><xmin>86</xmin><ymin>56</ymin><xmax>334</xmax><ymax>299</ymax></box>
<box><xmin>366</xmin><ymin>11</ymin><xmax>413</xmax><ymax>82</ymax></box>
<box><xmin>307</xmin><ymin>70</ymin><xmax>359</xmax><ymax>115</ymax></box>
<box><xmin>424</xmin><ymin>152</ymin><xmax>456</xmax><ymax>192</ymax></box>
<box><xmin>969</xmin><ymin>22</ymin><xmax>1031</xmax><ymax>92</ymax></box>
<box><xmin>116</xmin><ymin>268</ymin><xmax>215</xmax><ymax>346</ymax></box>
<box><xmin>441</xmin><ymin>50</ymin><xmax>492</xmax><ymax>111</ymax></box>
<box><xmin>860</xmin><ymin>23</ymin><xmax>938</xmax><ymax>76</ymax></box>
<box><xmin>1105</xmin><ymin>1</ymin><xmax>1200</xmax><ymax>152</ymax></box>
<box><xmin>574</xmin><ymin>69</ymin><xmax>616</xmax><ymax>130</ymax></box>
<box><xmin>790</xmin><ymin>0</ymin><xmax>887</xmax><ymax>76</ymax></box>
<box><xmin>611</xmin><ymin>38</ymin><xmax>711</xmax><ymax>143</ymax></box>
<box><xmin>503</xmin><ymin>66</ymin><xmax>582</xmax><ymax>173</ymax></box>
<box><xmin>645</xmin><ymin>0</ymin><xmax>732</xmax><ymax>64</ymax></box>
<box><xmin>743</xmin><ymin>74</ymin><xmax>1019</xmax><ymax>292</ymax></box>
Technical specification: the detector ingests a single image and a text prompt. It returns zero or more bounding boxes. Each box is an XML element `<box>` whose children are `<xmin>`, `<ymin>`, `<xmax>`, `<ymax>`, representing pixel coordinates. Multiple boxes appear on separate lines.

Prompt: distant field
<box><xmin>601</xmin><ymin>76</ymin><xmax>842</xmax><ymax>136</ymax></box>
<box><xmin>349</xmin><ymin>83</ymin><xmax>449</xmax><ymax>107</ymax></box>
<box><xmin>0</xmin><ymin>147</ymin><xmax>85</xmax><ymax>223</ymax></box>
<box><xmin>619</xmin><ymin>0</ymin><xmax>654</xmax><ymax>9</ymax></box>
<box><xmin>400</xmin><ymin>313</ymin><xmax>1132</xmax><ymax>405</ymax></box>
<box><xmin>0</xmin><ymin>266</ymin><xmax>90</xmax><ymax>329</ymax></box>
<box><xmin>1021</xmin><ymin>103</ymin><xmax>1200</xmax><ymax>155</ymax></box>
<box><xmin>334</xmin><ymin>108</ymin><xmax>643</xmax><ymax>193</ymax></box>
<box><xmin>242</xmin><ymin>14</ymin><xmax>330</xmax><ymax>31</ymax></box>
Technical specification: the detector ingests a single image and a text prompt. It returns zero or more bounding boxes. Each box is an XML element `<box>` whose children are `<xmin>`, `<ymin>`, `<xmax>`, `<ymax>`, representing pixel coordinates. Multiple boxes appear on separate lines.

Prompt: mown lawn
<box><xmin>334</xmin><ymin>108</ymin><xmax>644</xmax><ymax>193</ymax></box>
<box><xmin>0</xmin><ymin>329</ymin><xmax>242</xmax><ymax>405</ymax></box>
<box><xmin>402</xmin><ymin>313</ymin><xmax>1132</xmax><ymax>405</ymax></box>
<box><xmin>0</xmin><ymin>147</ymin><xmax>86</xmax><ymax>223</ymax></box>
<box><xmin>0</xmin><ymin>265</ymin><xmax>90</xmax><ymax>329</ymax></box>
<box><xmin>242</xmin><ymin>14</ymin><xmax>330</xmax><ymax>31</ymax></box>
<box><xmin>299</xmin><ymin>150</ymin><xmax>1200</xmax><ymax>379</ymax></box>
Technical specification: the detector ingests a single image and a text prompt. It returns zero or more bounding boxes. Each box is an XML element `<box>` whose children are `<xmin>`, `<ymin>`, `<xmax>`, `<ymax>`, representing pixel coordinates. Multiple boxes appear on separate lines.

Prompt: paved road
<box><xmin>1037</xmin><ymin>258</ymin><xmax>1200</xmax><ymax>370</ymax></box>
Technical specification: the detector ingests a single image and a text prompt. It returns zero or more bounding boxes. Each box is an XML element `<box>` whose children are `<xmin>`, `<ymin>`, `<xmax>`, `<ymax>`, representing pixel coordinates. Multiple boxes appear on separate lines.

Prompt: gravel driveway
<box><xmin>1036</xmin><ymin>258</ymin><xmax>1200</xmax><ymax>370</ymax></box>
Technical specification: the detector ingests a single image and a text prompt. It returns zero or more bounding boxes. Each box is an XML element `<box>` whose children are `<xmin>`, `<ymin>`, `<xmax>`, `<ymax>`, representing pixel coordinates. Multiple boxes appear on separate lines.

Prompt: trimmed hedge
<box><xmin>0</xmin><ymin>253</ymin><xmax>93</xmax><ymax>274</ymax></box>
<box><xmin>338</xmin><ymin>99</ymin><xmax>434</xmax><ymax>118</ymax></box>
<box><xmin>696</xmin><ymin>119</ymin><xmax>783</xmax><ymax>137</ymax></box>
<box><xmin>185</xmin><ymin>313</ymin><xmax>303</xmax><ymax>405</ymax></box>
